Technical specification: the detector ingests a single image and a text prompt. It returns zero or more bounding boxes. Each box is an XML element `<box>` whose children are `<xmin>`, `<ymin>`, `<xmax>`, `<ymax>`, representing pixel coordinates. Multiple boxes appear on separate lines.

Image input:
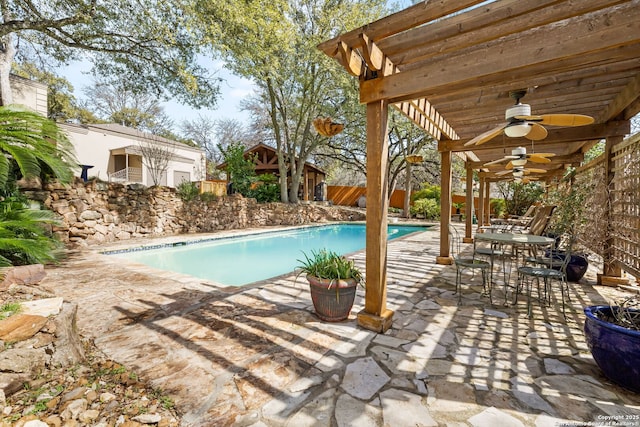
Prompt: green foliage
<box><xmin>0</xmin><ymin>302</ymin><xmax>21</xmax><ymax>319</ymax></box>
<box><xmin>490</xmin><ymin>198</ymin><xmax>506</xmax><ymax>218</ymax></box>
<box><xmin>248</xmin><ymin>174</ymin><xmax>279</xmax><ymax>203</ymax></box>
<box><xmin>220</xmin><ymin>142</ymin><xmax>256</xmax><ymax>197</ymax></box>
<box><xmin>176</xmin><ymin>181</ymin><xmax>200</xmax><ymax>202</ymax></box>
<box><xmin>0</xmin><ymin>106</ymin><xmax>77</xmax><ymax>186</ymax></box>
<box><xmin>296</xmin><ymin>249</ymin><xmax>362</xmax><ymax>284</ymax></box>
<box><xmin>199</xmin><ymin>192</ymin><xmax>218</xmax><ymax>202</ymax></box>
<box><xmin>12</xmin><ymin>62</ymin><xmax>100</xmax><ymax>123</ymax></box>
<box><xmin>546</xmin><ymin>173</ymin><xmax>589</xmax><ymax>236</ymax></box>
<box><xmin>410</xmin><ymin>198</ymin><xmax>440</xmax><ymax>220</ymax></box>
<box><xmin>4</xmin><ymin>0</ymin><xmax>219</xmax><ymax>108</ymax></box>
<box><xmin>496</xmin><ymin>182</ymin><xmax>545</xmax><ymax>216</ymax></box>
<box><xmin>198</xmin><ymin>0</ymin><xmax>387</xmax><ymax>202</ymax></box>
<box><xmin>411</xmin><ymin>183</ymin><xmax>441</xmax><ymax>203</ymax></box>
<box><xmin>0</xmin><ymin>188</ymin><xmax>63</xmax><ymax>267</ymax></box>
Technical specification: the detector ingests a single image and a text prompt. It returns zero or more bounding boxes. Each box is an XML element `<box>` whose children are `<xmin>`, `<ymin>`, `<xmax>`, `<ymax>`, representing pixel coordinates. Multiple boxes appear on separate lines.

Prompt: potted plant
<box><xmin>584</xmin><ymin>297</ymin><xmax>640</xmax><ymax>392</ymax></box>
<box><xmin>296</xmin><ymin>249</ymin><xmax>363</xmax><ymax>322</ymax></box>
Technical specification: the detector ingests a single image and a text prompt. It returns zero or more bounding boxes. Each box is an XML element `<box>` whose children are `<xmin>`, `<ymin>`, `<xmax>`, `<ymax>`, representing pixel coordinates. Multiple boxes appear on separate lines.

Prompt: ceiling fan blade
<box><xmin>517</xmin><ymin>114</ymin><xmax>595</xmax><ymax>127</ymax></box>
<box><xmin>526</xmin><ymin>123</ymin><xmax>548</xmax><ymax>141</ymax></box>
<box><xmin>527</xmin><ymin>168</ymin><xmax>547</xmax><ymax>174</ymax></box>
<box><xmin>464</xmin><ymin>124</ymin><xmax>506</xmax><ymax>146</ymax></box>
<box><xmin>505</xmin><ymin>161</ymin><xmax>515</xmax><ymax>170</ymax></box>
<box><xmin>527</xmin><ymin>156</ymin><xmax>552</xmax><ymax>164</ymax></box>
<box><xmin>484</xmin><ymin>156</ymin><xmax>516</xmax><ymax>166</ymax></box>
<box><xmin>484</xmin><ymin>158</ymin><xmax>506</xmax><ymax>166</ymax></box>
<box><xmin>529</xmin><ymin>152</ymin><xmax>554</xmax><ymax>158</ymax></box>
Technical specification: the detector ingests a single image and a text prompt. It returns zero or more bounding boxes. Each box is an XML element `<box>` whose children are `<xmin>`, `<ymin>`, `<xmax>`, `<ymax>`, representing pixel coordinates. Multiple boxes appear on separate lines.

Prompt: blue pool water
<box><xmin>109</xmin><ymin>224</ymin><xmax>425</xmax><ymax>286</ymax></box>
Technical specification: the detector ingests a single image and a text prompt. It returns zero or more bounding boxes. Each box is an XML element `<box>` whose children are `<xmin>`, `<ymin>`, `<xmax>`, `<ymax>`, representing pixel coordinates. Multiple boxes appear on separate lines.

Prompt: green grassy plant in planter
<box><xmin>584</xmin><ymin>297</ymin><xmax>640</xmax><ymax>393</ymax></box>
<box><xmin>296</xmin><ymin>249</ymin><xmax>363</xmax><ymax>322</ymax></box>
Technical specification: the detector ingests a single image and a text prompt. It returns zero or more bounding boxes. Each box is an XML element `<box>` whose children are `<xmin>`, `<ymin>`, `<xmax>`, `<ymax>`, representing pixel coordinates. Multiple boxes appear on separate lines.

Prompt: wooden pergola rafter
<box><xmin>319</xmin><ymin>0</ymin><xmax>640</xmax><ymax>332</ymax></box>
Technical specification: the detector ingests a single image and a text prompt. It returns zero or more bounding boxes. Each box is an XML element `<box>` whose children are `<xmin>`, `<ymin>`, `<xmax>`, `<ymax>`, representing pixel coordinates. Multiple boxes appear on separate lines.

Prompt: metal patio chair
<box><xmin>450</xmin><ymin>225</ymin><xmax>492</xmax><ymax>305</ymax></box>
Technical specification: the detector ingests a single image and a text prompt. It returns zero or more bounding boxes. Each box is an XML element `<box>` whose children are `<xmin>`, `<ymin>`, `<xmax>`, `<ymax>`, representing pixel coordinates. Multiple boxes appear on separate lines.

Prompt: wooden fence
<box><xmin>199</xmin><ymin>180</ymin><xmax>227</xmax><ymax>197</ymax></box>
<box><xmin>574</xmin><ymin>132</ymin><xmax>640</xmax><ymax>278</ymax></box>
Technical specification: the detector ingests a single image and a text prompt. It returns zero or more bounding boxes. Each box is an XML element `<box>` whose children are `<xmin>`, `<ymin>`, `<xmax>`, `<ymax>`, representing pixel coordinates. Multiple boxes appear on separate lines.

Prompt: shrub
<box><xmin>176</xmin><ymin>181</ymin><xmax>199</xmax><ymax>202</ymax></box>
<box><xmin>490</xmin><ymin>198</ymin><xmax>506</xmax><ymax>218</ymax></box>
<box><xmin>410</xmin><ymin>198</ymin><xmax>440</xmax><ymax>220</ymax></box>
<box><xmin>199</xmin><ymin>192</ymin><xmax>218</xmax><ymax>202</ymax></box>
<box><xmin>411</xmin><ymin>183</ymin><xmax>441</xmax><ymax>203</ymax></box>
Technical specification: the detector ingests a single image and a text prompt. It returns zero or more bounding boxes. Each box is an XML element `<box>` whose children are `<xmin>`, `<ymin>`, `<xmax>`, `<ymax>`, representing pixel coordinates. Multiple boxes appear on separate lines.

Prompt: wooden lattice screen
<box><xmin>575</xmin><ymin>133</ymin><xmax>640</xmax><ymax>279</ymax></box>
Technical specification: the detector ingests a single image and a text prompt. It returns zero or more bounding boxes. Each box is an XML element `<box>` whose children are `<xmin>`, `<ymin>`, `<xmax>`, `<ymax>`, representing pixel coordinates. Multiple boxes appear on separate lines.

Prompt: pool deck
<box><xmin>42</xmin><ymin>223</ymin><xmax>640</xmax><ymax>426</ymax></box>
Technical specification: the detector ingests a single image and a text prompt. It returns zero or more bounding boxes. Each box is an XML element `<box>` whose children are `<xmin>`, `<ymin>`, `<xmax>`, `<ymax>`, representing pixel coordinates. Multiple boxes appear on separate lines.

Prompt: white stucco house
<box><xmin>9</xmin><ymin>75</ymin><xmax>206</xmax><ymax>188</ymax></box>
<box><xmin>59</xmin><ymin>122</ymin><xmax>206</xmax><ymax>187</ymax></box>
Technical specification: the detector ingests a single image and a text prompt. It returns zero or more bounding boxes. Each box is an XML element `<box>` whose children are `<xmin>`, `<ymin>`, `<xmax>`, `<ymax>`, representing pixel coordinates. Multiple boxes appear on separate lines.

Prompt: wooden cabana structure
<box><xmin>318</xmin><ymin>0</ymin><xmax>640</xmax><ymax>332</ymax></box>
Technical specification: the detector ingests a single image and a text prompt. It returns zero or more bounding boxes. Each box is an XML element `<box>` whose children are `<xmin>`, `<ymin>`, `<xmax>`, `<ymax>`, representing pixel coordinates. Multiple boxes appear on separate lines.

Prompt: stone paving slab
<box><xmin>42</xmin><ymin>226</ymin><xmax>640</xmax><ymax>426</ymax></box>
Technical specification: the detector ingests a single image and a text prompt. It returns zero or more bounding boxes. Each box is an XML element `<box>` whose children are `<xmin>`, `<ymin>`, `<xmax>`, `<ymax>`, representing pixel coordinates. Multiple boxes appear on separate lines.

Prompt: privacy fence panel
<box><xmin>575</xmin><ymin>133</ymin><xmax>640</xmax><ymax>279</ymax></box>
<box><xmin>610</xmin><ymin>133</ymin><xmax>640</xmax><ymax>278</ymax></box>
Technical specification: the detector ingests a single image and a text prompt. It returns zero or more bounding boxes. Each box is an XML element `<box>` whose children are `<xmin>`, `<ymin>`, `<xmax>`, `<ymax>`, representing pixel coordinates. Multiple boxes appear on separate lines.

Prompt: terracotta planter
<box><xmin>307</xmin><ymin>275</ymin><xmax>357</xmax><ymax>322</ymax></box>
<box><xmin>584</xmin><ymin>305</ymin><xmax>640</xmax><ymax>393</ymax></box>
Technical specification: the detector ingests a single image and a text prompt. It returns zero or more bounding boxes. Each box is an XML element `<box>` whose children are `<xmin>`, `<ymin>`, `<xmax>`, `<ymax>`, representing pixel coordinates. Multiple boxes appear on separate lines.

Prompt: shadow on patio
<box><xmin>45</xmin><ymin>226</ymin><xmax>640</xmax><ymax>426</ymax></box>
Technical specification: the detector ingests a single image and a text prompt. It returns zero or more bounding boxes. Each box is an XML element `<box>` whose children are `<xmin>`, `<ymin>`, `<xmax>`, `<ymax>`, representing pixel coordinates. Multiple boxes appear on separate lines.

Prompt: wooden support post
<box><xmin>357</xmin><ymin>100</ymin><xmax>394</xmax><ymax>333</ymax></box>
<box><xmin>463</xmin><ymin>166</ymin><xmax>474</xmax><ymax>243</ymax></box>
<box><xmin>478</xmin><ymin>179</ymin><xmax>485</xmax><ymax>231</ymax></box>
<box><xmin>437</xmin><ymin>150</ymin><xmax>453</xmax><ymax>265</ymax></box>
<box><xmin>484</xmin><ymin>181</ymin><xmax>491</xmax><ymax>225</ymax></box>
<box><xmin>598</xmin><ymin>134</ymin><xmax>629</xmax><ymax>286</ymax></box>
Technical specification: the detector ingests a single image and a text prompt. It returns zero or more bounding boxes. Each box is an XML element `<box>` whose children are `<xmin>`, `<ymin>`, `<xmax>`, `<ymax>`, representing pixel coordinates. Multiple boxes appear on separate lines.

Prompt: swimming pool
<box><xmin>108</xmin><ymin>224</ymin><xmax>426</xmax><ymax>286</ymax></box>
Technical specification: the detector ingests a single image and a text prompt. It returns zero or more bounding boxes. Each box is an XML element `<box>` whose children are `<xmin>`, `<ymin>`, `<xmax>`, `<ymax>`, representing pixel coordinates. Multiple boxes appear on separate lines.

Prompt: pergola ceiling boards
<box><xmin>319</xmin><ymin>0</ymin><xmax>640</xmax><ymax>180</ymax></box>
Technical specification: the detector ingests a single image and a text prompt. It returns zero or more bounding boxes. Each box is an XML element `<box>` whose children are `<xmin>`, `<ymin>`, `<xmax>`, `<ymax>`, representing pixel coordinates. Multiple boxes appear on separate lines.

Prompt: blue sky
<box><xmin>59</xmin><ymin>58</ymin><xmax>256</xmax><ymax>130</ymax></box>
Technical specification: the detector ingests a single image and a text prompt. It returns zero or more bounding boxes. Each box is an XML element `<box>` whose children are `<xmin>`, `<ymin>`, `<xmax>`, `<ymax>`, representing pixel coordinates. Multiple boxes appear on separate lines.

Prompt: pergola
<box><xmin>318</xmin><ymin>0</ymin><xmax>640</xmax><ymax>332</ymax></box>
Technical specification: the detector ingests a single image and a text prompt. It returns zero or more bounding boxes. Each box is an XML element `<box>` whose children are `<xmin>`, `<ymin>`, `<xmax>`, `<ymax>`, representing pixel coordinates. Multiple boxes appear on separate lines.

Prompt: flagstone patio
<box><xmin>42</xmin><ymin>224</ymin><xmax>640</xmax><ymax>426</ymax></box>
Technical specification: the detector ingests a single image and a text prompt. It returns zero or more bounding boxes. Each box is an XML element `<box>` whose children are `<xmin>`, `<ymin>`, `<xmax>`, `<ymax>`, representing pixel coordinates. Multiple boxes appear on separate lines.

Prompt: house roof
<box><xmin>217</xmin><ymin>143</ymin><xmax>326</xmax><ymax>175</ymax></box>
<box><xmin>318</xmin><ymin>0</ymin><xmax>640</xmax><ymax>182</ymax></box>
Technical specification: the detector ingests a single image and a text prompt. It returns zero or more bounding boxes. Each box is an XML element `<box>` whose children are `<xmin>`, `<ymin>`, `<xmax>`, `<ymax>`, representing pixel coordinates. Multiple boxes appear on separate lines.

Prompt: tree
<box><xmin>220</xmin><ymin>142</ymin><xmax>256</xmax><ymax>196</ymax></box>
<box><xmin>198</xmin><ymin>0</ymin><xmax>387</xmax><ymax>202</ymax></box>
<box><xmin>180</xmin><ymin>116</ymin><xmax>257</xmax><ymax>178</ymax></box>
<box><xmin>11</xmin><ymin>62</ymin><xmax>100</xmax><ymax>123</ymax></box>
<box><xmin>138</xmin><ymin>138</ymin><xmax>175</xmax><ymax>186</ymax></box>
<box><xmin>0</xmin><ymin>0</ymin><xmax>219</xmax><ymax>108</ymax></box>
<box><xmin>82</xmin><ymin>79</ymin><xmax>175</xmax><ymax>134</ymax></box>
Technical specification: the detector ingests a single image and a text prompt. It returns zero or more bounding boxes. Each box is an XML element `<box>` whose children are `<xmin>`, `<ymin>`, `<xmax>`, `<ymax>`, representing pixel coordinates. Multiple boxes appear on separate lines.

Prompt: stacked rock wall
<box><xmin>23</xmin><ymin>180</ymin><xmax>364</xmax><ymax>246</ymax></box>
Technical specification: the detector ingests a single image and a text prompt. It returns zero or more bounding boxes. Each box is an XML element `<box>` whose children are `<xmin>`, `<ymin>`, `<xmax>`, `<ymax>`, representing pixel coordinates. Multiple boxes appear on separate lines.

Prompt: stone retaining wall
<box><xmin>23</xmin><ymin>180</ymin><xmax>365</xmax><ymax>246</ymax></box>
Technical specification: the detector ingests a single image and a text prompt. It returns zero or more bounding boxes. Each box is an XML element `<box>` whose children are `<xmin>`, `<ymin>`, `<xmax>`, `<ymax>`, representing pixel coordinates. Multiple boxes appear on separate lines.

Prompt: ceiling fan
<box><xmin>464</xmin><ymin>90</ymin><xmax>594</xmax><ymax>147</ymax></box>
<box><xmin>494</xmin><ymin>165</ymin><xmax>546</xmax><ymax>177</ymax></box>
<box><xmin>484</xmin><ymin>146</ymin><xmax>555</xmax><ymax>168</ymax></box>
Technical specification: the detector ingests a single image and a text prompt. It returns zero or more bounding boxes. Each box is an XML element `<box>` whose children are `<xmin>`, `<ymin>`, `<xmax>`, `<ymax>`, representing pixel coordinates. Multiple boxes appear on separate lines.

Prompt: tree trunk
<box><xmin>403</xmin><ymin>162</ymin><xmax>412</xmax><ymax>218</ymax></box>
<box><xmin>0</xmin><ymin>33</ymin><xmax>15</xmax><ymax>106</ymax></box>
<box><xmin>266</xmin><ymin>79</ymin><xmax>289</xmax><ymax>203</ymax></box>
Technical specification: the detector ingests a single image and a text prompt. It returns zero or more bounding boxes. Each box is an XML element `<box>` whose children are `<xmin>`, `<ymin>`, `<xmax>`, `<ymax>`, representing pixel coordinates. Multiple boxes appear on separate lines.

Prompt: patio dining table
<box><xmin>474</xmin><ymin>232</ymin><xmax>555</xmax><ymax>304</ymax></box>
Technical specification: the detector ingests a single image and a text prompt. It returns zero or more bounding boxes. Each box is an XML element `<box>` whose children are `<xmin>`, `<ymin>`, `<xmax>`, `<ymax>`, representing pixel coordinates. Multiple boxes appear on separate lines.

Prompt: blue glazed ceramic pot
<box><xmin>584</xmin><ymin>305</ymin><xmax>640</xmax><ymax>393</ymax></box>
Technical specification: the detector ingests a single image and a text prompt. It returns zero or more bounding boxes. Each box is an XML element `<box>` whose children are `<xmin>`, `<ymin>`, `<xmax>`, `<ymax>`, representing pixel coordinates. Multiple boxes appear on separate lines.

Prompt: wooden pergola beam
<box><xmin>360</xmin><ymin>4</ymin><xmax>640</xmax><ymax>104</ymax></box>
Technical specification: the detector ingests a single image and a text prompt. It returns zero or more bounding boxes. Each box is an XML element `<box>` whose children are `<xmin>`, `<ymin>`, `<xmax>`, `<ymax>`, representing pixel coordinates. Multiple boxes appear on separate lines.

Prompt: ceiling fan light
<box><xmin>513</xmin><ymin>170</ymin><xmax>524</xmax><ymax>177</ymax></box>
<box><xmin>504</xmin><ymin>122</ymin><xmax>532</xmax><ymax>138</ymax></box>
<box><xmin>512</xmin><ymin>158</ymin><xmax>528</xmax><ymax>166</ymax></box>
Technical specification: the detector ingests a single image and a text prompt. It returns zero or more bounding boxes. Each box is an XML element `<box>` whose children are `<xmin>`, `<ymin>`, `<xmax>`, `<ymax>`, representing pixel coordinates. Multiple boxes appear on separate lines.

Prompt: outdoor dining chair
<box><xmin>514</xmin><ymin>233</ymin><xmax>574</xmax><ymax>317</ymax></box>
<box><xmin>449</xmin><ymin>225</ymin><xmax>492</xmax><ymax>305</ymax></box>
